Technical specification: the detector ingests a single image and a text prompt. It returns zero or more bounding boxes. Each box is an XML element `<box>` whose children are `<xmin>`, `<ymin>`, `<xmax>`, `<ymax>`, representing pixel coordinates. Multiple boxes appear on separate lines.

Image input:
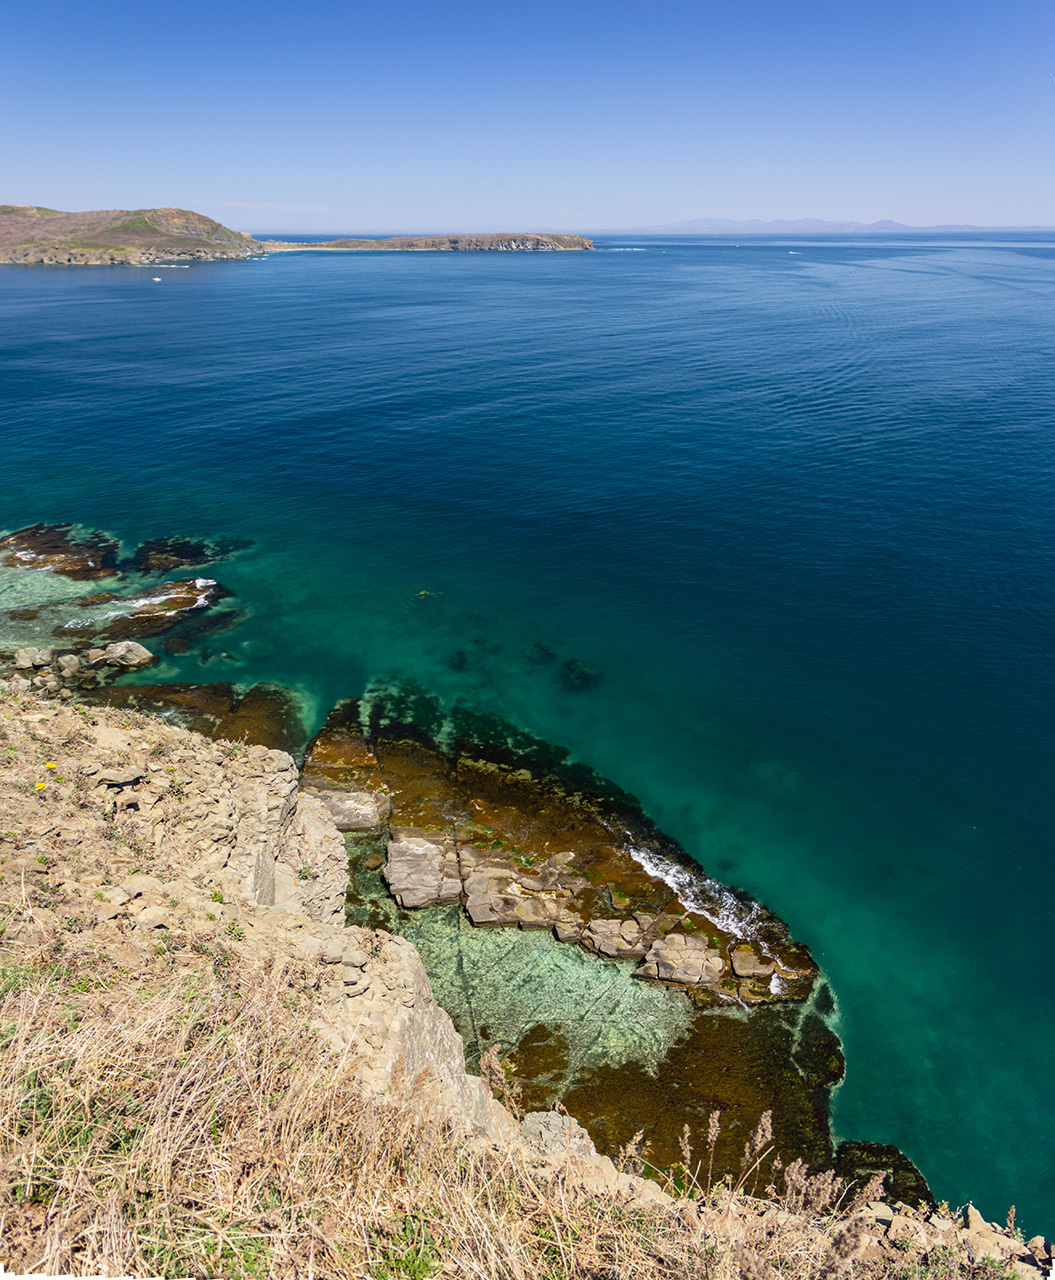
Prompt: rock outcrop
<box><xmin>0</xmin><ymin>523</ymin><xmax>120</xmax><ymax>579</ymax></box>
<box><xmin>302</xmin><ymin>691</ymin><xmax>816</xmax><ymax>1006</ymax></box>
<box><xmin>0</xmin><ymin>689</ymin><xmax>512</xmax><ymax>1144</ymax></box>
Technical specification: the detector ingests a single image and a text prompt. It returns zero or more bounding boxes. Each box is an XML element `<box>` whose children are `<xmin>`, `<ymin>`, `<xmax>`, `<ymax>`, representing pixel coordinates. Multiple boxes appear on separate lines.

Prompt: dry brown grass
<box><xmin>0</xmin><ymin>956</ymin><xmax>988</xmax><ymax>1280</ymax></box>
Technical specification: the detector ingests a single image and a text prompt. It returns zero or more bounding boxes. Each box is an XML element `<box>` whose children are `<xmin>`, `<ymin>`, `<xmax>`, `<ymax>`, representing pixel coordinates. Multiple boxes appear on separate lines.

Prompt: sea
<box><xmin>1</xmin><ymin>232</ymin><xmax>1053</xmax><ymax>1229</ymax></box>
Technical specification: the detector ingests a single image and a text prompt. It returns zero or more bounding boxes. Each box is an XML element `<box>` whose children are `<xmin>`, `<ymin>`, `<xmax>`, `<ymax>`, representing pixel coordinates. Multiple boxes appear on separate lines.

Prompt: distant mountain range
<box><xmin>590</xmin><ymin>216</ymin><xmax>1055</xmax><ymax>235</ymax></box>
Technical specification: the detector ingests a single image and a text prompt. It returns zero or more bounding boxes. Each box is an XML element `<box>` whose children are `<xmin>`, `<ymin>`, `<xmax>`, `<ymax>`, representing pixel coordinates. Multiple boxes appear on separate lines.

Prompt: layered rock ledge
<box><xmin>0</xmin><ymin>689</ymin><xmax>505</xmax><ymax>1141</ymax></box>
<box><xmin>303</xmin><ymin>688</ymin><xmax>818</xmax><ymax>1009</ymax></box>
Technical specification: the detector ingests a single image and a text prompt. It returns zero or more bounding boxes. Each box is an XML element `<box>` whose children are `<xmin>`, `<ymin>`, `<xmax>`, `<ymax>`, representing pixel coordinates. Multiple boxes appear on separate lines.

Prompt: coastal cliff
<box><xmin>0</xmin><ymin>693</ymin><xmax>1046</xmax><ymax>1277</ymax></box>
<box><xmin>0</xmin><ymin>204</ymin><xmax>593</xmax><ymax>264</ymax></box>
<box><xmin>0</xmin><ymin>521</ymin><xmax>1050</xmax><ymax>1274</ymax></box>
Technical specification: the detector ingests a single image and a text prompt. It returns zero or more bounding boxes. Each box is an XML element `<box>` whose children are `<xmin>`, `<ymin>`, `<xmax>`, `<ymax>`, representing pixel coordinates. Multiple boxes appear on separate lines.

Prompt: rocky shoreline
<box><xmin>0</xmin><ymin>522</ymin><xmax>879</xmax><ymax>1180</ymax></box>
<box><xmin>2</xmin><ymin>520</ymin><xmax>1046</xmax><ymax>1255</ymax></box>
<box><xmin>0</xmin><ymin>689</ymin><xmax>1048</xmax><ymax>1275</ymax></box>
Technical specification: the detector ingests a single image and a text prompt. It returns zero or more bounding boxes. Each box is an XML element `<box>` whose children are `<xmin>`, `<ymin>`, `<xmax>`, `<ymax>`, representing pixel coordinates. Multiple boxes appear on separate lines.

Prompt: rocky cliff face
<box><xmin>0</xmin><ymin>690</ymin><xmax>511</xmax><ymax>1143</ymax></box>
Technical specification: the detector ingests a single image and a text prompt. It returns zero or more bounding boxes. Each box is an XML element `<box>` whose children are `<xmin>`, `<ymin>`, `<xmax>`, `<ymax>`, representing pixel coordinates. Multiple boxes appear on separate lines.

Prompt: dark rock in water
<box><xmin>90</xmin><ymin>681</ymin><xmax>306</xmax><ymax>753</ymax></box>
<box><xmin>526</xmin><ymin>643</ymin><xmax>557</xmax><ymax>666</ymax></box>
<box><xmin>792</xmin><ymin>1013</ymin><xmax>846</xmax><ymax>1090</ymax></box>
<box><xmin>0</xmin><ymin>523</ymin><xmax>120</xmax><ymax>580</ymax></box>
<box><xmin>835</xmin><ymin>1141</ymin><xmax>935</xmax><ymax>1208</ymax></box>
<box><xmin>131</xmin><ymin>535</ymin><xmax>251</xmax><ymax>574</ymax></box>
<box><xmin>2</xmin><ymin>578</ymin><xmax>232</xmax><ymax>661</ymax></box>
<box><xmin>445</xmin><ymin>650</ymin><xmax>469</xmax><ymax>672</ymax></box>
<box><xmin>559</xmin><ymin>658</ymin><xmax>600</xmax><ymax>692</ymax></box>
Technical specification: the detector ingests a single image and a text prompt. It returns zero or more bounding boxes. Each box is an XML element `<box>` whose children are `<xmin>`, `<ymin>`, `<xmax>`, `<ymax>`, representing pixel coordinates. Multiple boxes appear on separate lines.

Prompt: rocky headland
<box><xmin>0</xmin><ymin>204</ymin><xmax>592</xmax><ymax>265</ymax></box>
<box><xmin>0</xmin><ymin>520</ymin><xmax>1049</xmax><ymax>1275</ymax></box>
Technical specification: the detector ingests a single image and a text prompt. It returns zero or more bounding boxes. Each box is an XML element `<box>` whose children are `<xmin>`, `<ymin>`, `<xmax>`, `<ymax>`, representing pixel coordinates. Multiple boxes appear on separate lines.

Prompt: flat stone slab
<box><xmin>308</xmin><ymin>787</ymin><xmax>391</xmax><ymax>831</ymax></box>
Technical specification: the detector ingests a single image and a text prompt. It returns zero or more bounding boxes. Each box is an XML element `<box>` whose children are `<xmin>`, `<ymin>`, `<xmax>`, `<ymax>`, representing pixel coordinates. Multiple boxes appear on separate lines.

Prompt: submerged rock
<box><xmin>835</xmin><ymin>1141</ymin><xmax>935</xmax><ymax>1209</ymax></box>
<box><xmin>58</xmin><ymin>578</ymin><xmax>228</xmax><ymax>641</ymax></box>
<box><xmin>90</xmin><ymin>682</ymin><xmax>307</xmax><ymax>753</ymax></box>
<box><xmin>559</xmin><ymin>658</ymin><xmax>600</xmax><ymax>692</ymax></box>
<box><xmin>131</xmin><ymin>534</ymin><xmax>251</xmax><ymax>574</ymax></box>
<box><xmin>1</xmin><ymin>578</ymin><xmax>230</xmax><ymax>656</ymax></box>
<box><xmin>0</xmin><ymin>523</ymin><xmax>120</xmax><ymax>580</ymax></box>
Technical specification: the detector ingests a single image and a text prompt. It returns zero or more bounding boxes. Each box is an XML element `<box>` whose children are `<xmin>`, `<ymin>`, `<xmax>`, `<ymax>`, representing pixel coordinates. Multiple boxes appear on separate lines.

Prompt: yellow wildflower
<box><xmin>35</xmin><ymin>782</ymin><xmax>46</xmax><ymax>791</ymax></box>
<box><xmin>45</xmin><ymin>762</ymin><xmax>57</xmax><ymax>769</ymax></box>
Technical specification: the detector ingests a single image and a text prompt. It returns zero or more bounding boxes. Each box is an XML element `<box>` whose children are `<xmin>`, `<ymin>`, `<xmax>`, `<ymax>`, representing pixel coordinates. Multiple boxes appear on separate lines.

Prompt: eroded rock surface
<box><xmin>91</xmin><ymin>682</ymin><xmax>306</xmax><ymax>753</ymax></box>
<box><xmin>0</xmin><ymin>690</ymin><xmax>512</xmax><ymax>1146</ymax></box>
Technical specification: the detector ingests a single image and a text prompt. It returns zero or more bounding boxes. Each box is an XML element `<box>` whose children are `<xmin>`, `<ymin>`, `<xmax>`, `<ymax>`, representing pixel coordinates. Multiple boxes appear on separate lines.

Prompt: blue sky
<box><xmin>2</xmin><ymin>0</ymin><xmax>1053</xmax><ymax>232</ymax></box>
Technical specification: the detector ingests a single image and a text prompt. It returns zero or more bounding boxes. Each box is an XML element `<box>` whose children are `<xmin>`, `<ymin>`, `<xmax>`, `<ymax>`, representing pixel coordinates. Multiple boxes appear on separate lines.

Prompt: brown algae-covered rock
<box><xmin>0</xmin><ymin>523</ymin><xmax>120</xmax><ymax>580</ymax></box>
<box><xmin>306</xmin><ymin>684</ymin><xmax>818</xmax><ymax>1006</ymax></box>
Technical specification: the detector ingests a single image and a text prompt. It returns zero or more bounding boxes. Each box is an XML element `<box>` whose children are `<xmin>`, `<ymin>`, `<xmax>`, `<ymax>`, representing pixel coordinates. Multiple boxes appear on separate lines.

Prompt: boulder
<box><xmin>465</xmin><ymin>895</ymin><xmax>520</xmax><ymax>926</ymax></box>
<box><xmin>101</xmin><ymin>640</ymin><xmax>155</xmax><ymax>668</ymax></box>
<box><xmin>731</xmin><ymin>945</ymin><xmax>776</xmax><ymax>978</ymax></box>
<box><xmin>98</xmin><ymin>765</ymin><xmax>146</xmax><ymax>786</ymax></box>
<box><xmin>134</xmin><ymin>905</ymin><xmax>170</xmax><ymax>929</ymax></box>
<box><xmin>521</xmin><ymin>1110</ymin><xmax>597</xmax><ymax>1157</ymax></box>
<box><xmin>384</xmin><ymin>834</ymin><xmax>461</xmax><ymax>909</ymax></box>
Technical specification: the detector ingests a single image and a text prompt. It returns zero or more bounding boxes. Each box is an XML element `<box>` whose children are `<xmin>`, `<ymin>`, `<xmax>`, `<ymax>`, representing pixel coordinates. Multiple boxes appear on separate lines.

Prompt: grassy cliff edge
<box><xmin>0</xmin><ymin>687</ymin><xmax>1046</xmax><ymax>1278</ymax></box>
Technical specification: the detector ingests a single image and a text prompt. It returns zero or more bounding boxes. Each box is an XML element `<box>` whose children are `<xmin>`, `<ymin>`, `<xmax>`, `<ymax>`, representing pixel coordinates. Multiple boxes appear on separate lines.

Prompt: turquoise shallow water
<box><xmin>1</xmin><ymin>235</ymin><xmax>1053</xmax><ymax>1226</ymax></box>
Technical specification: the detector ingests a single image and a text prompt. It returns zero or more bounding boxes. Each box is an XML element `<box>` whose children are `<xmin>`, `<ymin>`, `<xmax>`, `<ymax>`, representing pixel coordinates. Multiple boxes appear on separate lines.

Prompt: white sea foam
<box><xmin>625</xmin><ymin>840</ymin><xmax>764</xmax><ymax>939</ymax></box>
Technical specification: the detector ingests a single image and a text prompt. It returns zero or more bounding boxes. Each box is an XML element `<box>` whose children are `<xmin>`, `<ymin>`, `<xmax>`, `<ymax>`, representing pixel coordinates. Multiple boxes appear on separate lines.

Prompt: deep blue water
<box><xmin>1</xmin><ymin>234</ymin><xmax>1053</xmax><ymax>1227</ymax></box>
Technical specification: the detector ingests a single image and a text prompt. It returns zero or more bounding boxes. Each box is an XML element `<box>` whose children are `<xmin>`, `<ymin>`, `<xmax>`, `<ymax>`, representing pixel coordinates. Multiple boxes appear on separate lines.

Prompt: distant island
<box><xmin>0</xmin><ymin>204</ymin><xmax>592</xmax><ymax>265</ymax></box>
